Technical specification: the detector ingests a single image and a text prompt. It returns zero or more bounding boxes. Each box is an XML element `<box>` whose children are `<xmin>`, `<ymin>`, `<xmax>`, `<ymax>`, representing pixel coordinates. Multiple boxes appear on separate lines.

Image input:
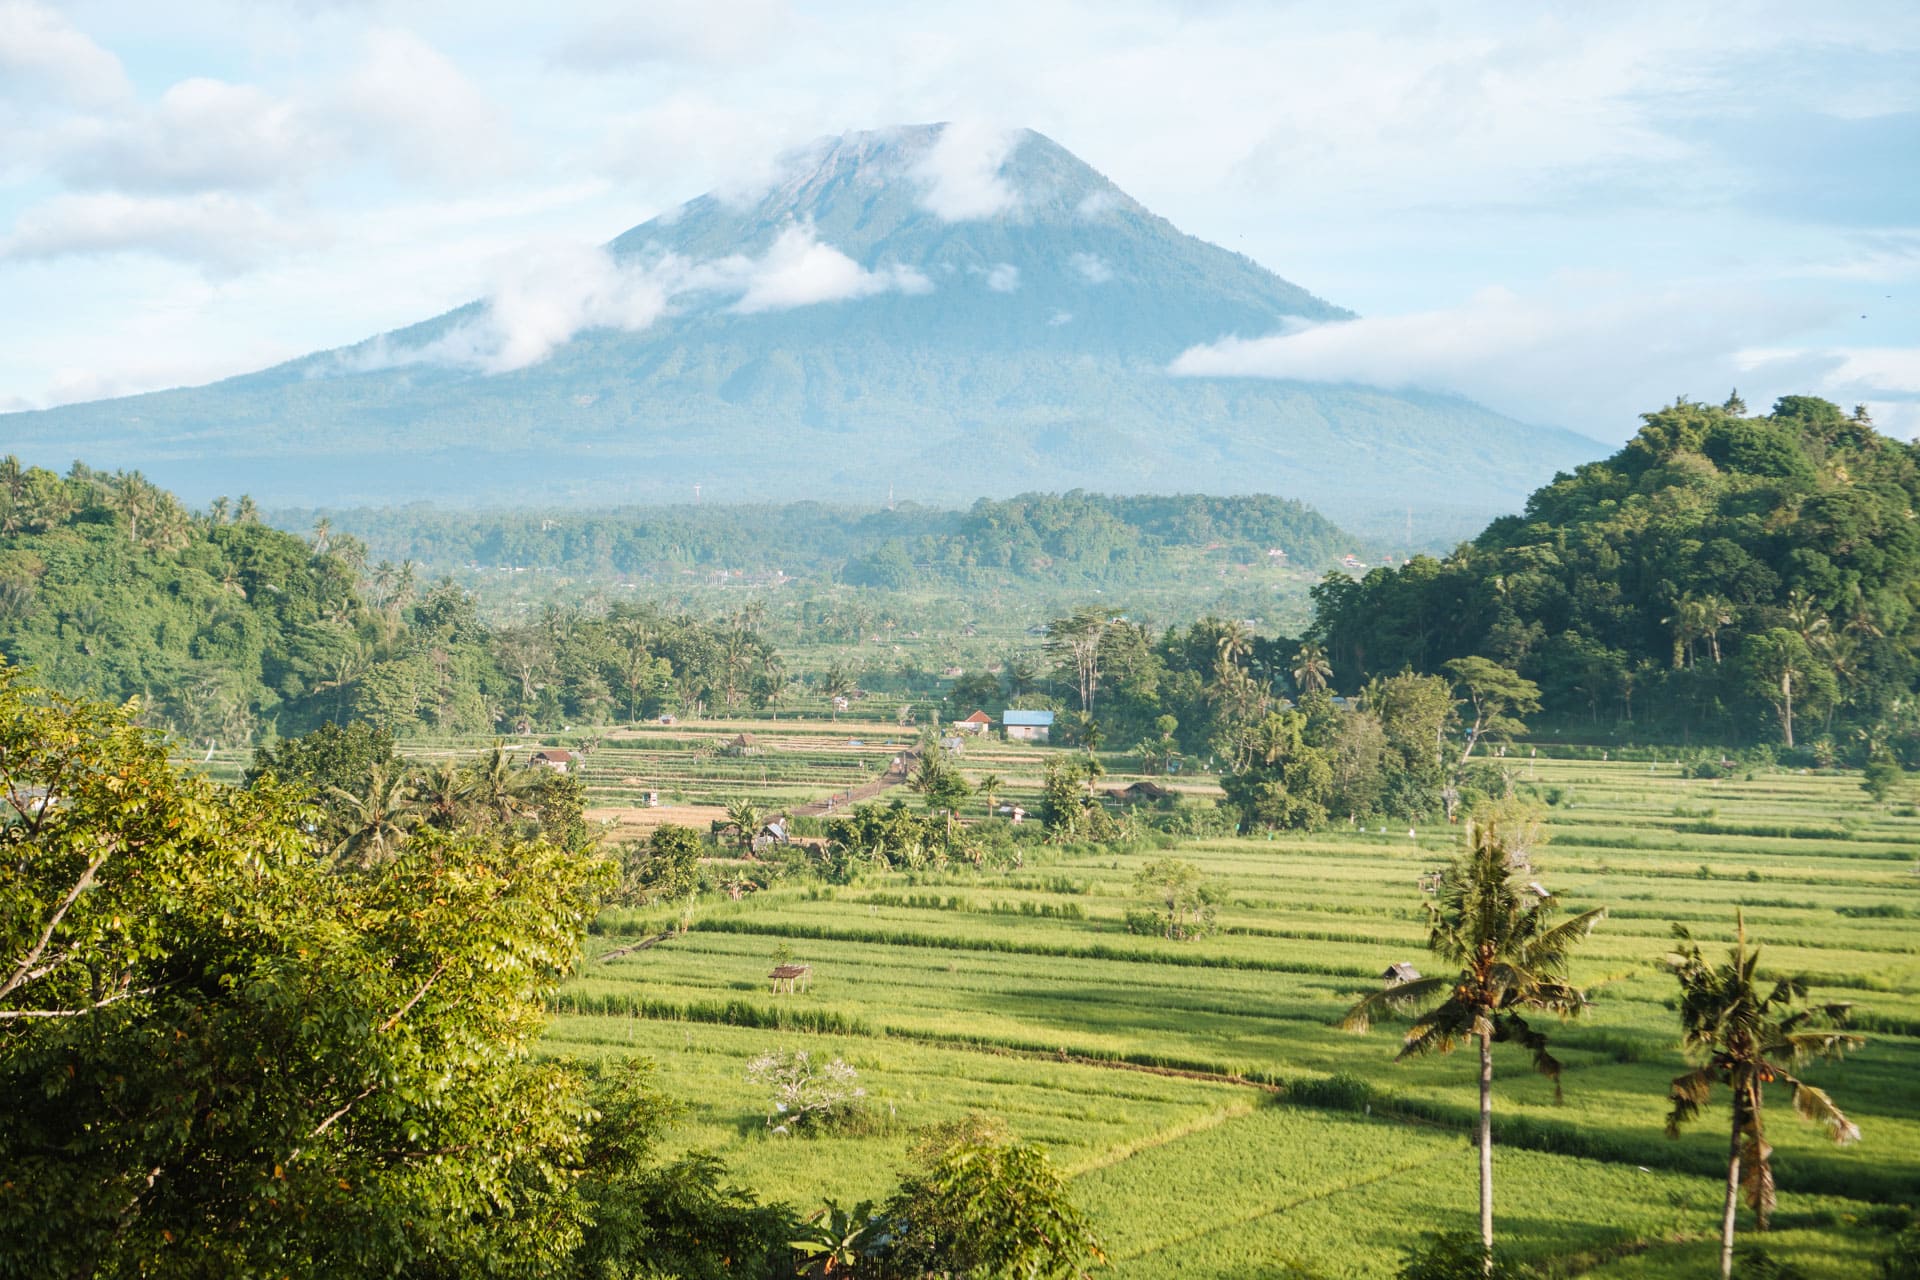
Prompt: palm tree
<box><xmin>976</xmin><ymin>772</ymin><xmax>1003</xmax><ymax>817</ymax></box>
<box><xmin>465</xmin><ymin>740</ymin><xmax>538</xmax><ymax>829</ymax></box>
<box><xmin>327</xmin><ymin>763</ymin><xmax>419</xmax><ymax>866</ymax></box>
<box><xmin>409</xmin><ymin>759</ymin><xmax>472</xmax><ymax>830</ymax></box>
<box><xmin>1291</xmin><ymin>643</ymin><xmax>1332</xmax><ymax>695</ymax></box>
<box><xmin>1664</xmin><ymin>914</ymin><xmax>1863</xmax><ymax>1280</ymax></box>
<box><xmin>1342</xmin><ymin>822</ymin><xmax>1605</xmax><ymax>1265</ymax></box>
<box><xmin>721</xmin><ymin>797</ymin><xmax>766</xmax><ymax>859</ymax></box>
<box><xmin>1215</xmin><ymin>619</ymin><xmax>1253</xmax><ymax>672</ymax></box>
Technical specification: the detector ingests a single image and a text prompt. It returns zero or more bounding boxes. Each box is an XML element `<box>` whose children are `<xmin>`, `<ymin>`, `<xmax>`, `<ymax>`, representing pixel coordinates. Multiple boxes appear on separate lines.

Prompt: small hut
<box><xmin>1110</xmin><ymin>781</ymin><xmax>1176</xmax><ymax>806</ymax></box>
<box><xmin>1383</xmin><ymin>962</ymin><xmax>1422</xmax><ymax>988</ymax></box>
<box><xmin>720</xmin><ymin>732</ymin><xmax>761</xmax><ymax>757</ymax></box>
<box><xmin>530</xmin><ymin>748</ymin><xmax>576</xmax><ymax>774</ymax></box>
<box><xmin>768</xmin><ymin>963</ymin><xmax>812</xmax><ymax>994</ymax></box>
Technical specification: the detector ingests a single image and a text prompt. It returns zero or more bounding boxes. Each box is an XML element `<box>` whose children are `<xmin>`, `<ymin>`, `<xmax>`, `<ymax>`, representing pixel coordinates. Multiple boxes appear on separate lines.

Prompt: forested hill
<box><xmin>0</xmin><ymin>459</ymin><xmax>783</xmax><ymax>744</ymax></box>
<box><xmin>1310</xmin><ymin>395</ymin><xmax>1920</xmax><ymax>753</ymax></box>
<box><xmin>282</xmin><ymin>491</ymin><xmax>1363</xmax><ymax>588</ymax></box>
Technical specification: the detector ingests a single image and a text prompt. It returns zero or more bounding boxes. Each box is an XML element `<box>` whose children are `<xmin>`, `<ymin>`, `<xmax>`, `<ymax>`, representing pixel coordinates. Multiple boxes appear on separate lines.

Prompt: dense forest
<box><xmin>1306</xmin><ymin>396</ymin><xmax>1920</xmax><ymax>758</ymax></box>
<box><xmin>278</xmin><ymin>491</ymin><xmax>1362</xmax><ymax>588</ymax></box>
<box><xmin>0</xmin><ymin>459</ymin><xmax>782</xmax><ymax>744</ymax></box>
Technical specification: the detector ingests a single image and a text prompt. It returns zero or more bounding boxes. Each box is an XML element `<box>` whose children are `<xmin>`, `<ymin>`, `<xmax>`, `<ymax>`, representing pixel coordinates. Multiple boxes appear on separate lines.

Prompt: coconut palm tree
<box><xmin>1342</xmin><ymin>822</ymin><xmax>1605</xmax><ymax>1266</ymax></box>
<box><xmin>1664</xmin><ymin>914</ymin><xmax>1863</xmax><ymax>1280</ymax></box>
<box><xmin>327</xmin><ymin>763</ymin><xmax>419</xmax><ymax>867</ymax></box>
<box><xmin>409</xmin><ymin>759</ymin><xmax>472</xmax><ymax>830</ymax></box>
<box><xmin>1291</xmin><ymin>643</ymin><xmax>1332</xmax><ymax>695</ymax></box>
<box><xmin>465</xmin><ymin>740</ymin><xmax>539</xmax><ymax>830</ymax></box>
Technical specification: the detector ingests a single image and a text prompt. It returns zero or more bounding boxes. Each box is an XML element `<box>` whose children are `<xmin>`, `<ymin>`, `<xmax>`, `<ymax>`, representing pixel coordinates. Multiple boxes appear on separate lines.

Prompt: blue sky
<box><xmin>1</xmin><ymin>0</ymin><xmax>1916</xmax><ymax>441</ymax></box>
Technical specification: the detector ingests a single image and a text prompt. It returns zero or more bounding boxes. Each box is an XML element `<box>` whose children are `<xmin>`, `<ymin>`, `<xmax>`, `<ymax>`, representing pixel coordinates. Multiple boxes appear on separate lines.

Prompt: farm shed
<box><xmin>1383</xmin><ymin>962</ymin><xmax>1422</xmax><ymax>987</ymax></box>
<box><xmin>530</xmin><ymin>748</ymin><xmax>576</xmax><ymax>773</ymax></box>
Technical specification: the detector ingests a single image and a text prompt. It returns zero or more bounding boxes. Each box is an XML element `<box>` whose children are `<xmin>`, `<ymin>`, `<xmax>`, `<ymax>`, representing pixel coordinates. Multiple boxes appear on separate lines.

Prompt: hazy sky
<box><xmin>2</xmin><ymin>0</ymin><xmax>1916</xmax><ymax>440</ymax></box>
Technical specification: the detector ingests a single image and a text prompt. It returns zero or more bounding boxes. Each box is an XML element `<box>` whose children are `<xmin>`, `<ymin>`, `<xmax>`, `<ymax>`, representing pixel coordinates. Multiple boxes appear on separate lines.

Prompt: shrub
<box><xmin>744</xmin><ymin>1049</ymin><xmax>870</xmax><ymax>1135</ymax></box>
<box><xmin>1124</xmin><ymin>857</ymin><xmax>1221</xmax><ymax>940</ymax></box>
<box><xmin>1398</xmin><ymin>1231</ymin><xmax>1540</xmax><ymax>1279</ymax></box>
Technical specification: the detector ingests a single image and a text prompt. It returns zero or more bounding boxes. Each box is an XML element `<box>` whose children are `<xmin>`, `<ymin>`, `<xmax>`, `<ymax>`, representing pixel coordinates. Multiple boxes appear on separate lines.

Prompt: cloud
<box><xmin>408</xmin><ymin>241</ymin><xmax>673</xmax><ymax>373</ymax></box>
<box><xmin>0</xmin><ymin>1</ymin><xmax>129</xmax><ymax>107</ymax></box>
<box><xmin>1735</xmin><ymin>344</ymin><xmax>1920</xmax><ymax>438</ymax></box>
<box><xmin>0</xmin><ymin>192</ymin><xmax>303</xmax><ymax>274</ymax></box>
<box><xmin>912</xmin><ymin>120</ymin><xmax>1020</xmax><ymax>221</ymax></box>
<box><xmin>728</xmin><ymin>224</ymin><xmax>930</xmax><ymax>313</ymax></box>
<box><xmin>1075</xmin><ymin>190</ymin><xmax>1120</xmax><ymax>219</ymax></box>
<box><xmin>342</xmin><ymin>28</ymin><xmax>515</xmax><ymax>183</ymax></box>
<box><xmin>1070</xmin><ymin>251</ymin><xmax>1113</xmax><ymax>283</ymax></box>
<box><xmin>361</xmin><ymin>224</ymin><xmax>930</xmax><ymax>374</ymax></box>
<box><xmin>983</xmin><ymin>262</ymin><xmax>1020</xmax><ymax>292</ymax></box>
<box><xmin>1048</xmin><ymin>310</ymin><xmax>1073</xmax><ymax>326</ymax></box>
<box><xmin>53</xmin><ymin>78</ymin><xmax>312</xmax><ymax>193</ymax></box>
<box><xmin>1170</xmin><ymin>276</ymin><xmax>1839</xmax><ymax>438</ymax></box>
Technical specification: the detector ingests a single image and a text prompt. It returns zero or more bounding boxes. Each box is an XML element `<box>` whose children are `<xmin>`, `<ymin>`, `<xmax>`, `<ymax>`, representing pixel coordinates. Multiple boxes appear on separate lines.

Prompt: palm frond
<box><xmin>1338</xmin><ymin>975</ymin><xmax>1450</xmax><ymax>1032</ymax></box>
<box><xmin>1665</xmin><ymin>1066</ymin><xmax>1716</xmax><ymax>1138</ymax></box>
<box><xmin>1783</xmin><ymin>1076</ymin><xmax>1861</xmax><ymax>1145</ymax></box>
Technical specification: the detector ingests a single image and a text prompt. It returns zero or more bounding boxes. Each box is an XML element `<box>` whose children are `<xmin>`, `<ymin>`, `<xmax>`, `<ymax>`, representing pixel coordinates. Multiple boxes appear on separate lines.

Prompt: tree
<box><xmin>1292</xmin><ymin>642</ymin><xmax>1332</xmax><ymax>694</ymax></box>
<box><xmin>1125</xmin><ymin>858</ymin><xmax>1221</xmax><ymax>940</ymax></box>
<box><xmin>1342</xmin><ymin>822</ymin><xmax>1605</xmax><ymax>1265</ymax></box>
<box><xmin>613</xmin><ymin>823</ymin><xmax>704</xmax><ymax>906</ymax></box>
<box><xmin>326</xmin><ymin>760</ymin><xmax>420</xmax><ymax>866</ymax></box>
<box><xmin>0</xmin><ymin>661</ymin><xmax>617</xmax><ymax>1277</ymax></box>
<box><xmin>1044</xmin><ymin>608</ymin><xmax>1108</xmax><ymax>714</ymax></box>
<box><xmin>466</xmin><ymin>739</ymin><xmax>541</xmax><ymax>829</ymax></box>
<box><xmin>975</xmin><ymin>771</ymin><xmax>1004</xmax><ymax>817</ymax></box>
<box><xmin>1444</xmin><ymin>658</ymin><xmax>1541</xmax><ymax>765</ymax></box>
<box><xmin>910</xmin><ymin>752</ymin><xmax>971</xmax><ymax>826</ymax></box>
<box><xmin>1664</xmin><ymin>915</ymin><xmax>1863</xmax><ymax>1280</ymax></box>
<box><xmin>1863</xmin><ymin>753</ymin><xmax>1905</xmax><ymax>803</ymax></box>
<box><xmin>721</xmin><ymin>797</ymin><xmax>767</xmax><ymax>858</ymax></box>
<box><xmin>1738</xmin><ymin>629</ymin><xmax>1836</xmax><ymax>749</ymax></box>
<box><xmin>875</xmin><ymin>1116</ymin><xmax>1104</xmax><ymax>1280</ymax></box>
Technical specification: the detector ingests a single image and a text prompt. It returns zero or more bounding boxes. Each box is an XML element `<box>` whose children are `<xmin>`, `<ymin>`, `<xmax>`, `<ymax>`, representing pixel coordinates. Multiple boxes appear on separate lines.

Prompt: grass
<box><xmin>542</xmin><ymin>747</ymin><xmax>1918</xmax><ymax>1275</ymax></box>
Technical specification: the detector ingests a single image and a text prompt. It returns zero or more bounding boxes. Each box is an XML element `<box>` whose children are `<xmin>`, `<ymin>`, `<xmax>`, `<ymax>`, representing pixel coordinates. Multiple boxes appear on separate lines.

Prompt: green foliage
<box><xmin>614</xmin><ymin>823</ymin><xmax>705</xmax><ymax>906</ymax></box>
<box><xmin>825</xmin><ymin>800</ymin><xmax>978</xmax><ymax>877</ymax></box>
<box><xmin>1125</xmin><ymin>857</ymin><xmax>1222</xmax><ymax>940</ymax></box>
<box><xmin>1878</xmin><ymin>1222</ymin><xmax>1920</xmax><ymax>1280</ymax></box>
<box><xmin>1309</xmin><ymin>396</ymin><xmax>1920</xmax><ymax>753</ymax></box>
<box><xmin>0</xmin><ymin>660</ymin><xmax>617</xmax><ymax>1277</ymax></box>
<box><xmin>874</xmin><ymin>1115</ymin><xmax>1105</xmax><ymax>1280</ymax></box>
<box><xmin>1863</xmin><ymin>753</ymin><xmax>1905</xmax><ymax>802</ymax></box>
<box><xmin>745</xmin><ymin>1048</ymin><xmax>870</xmax><ymax>1135</ymax></box>
<box><xmin>571</xmin><ymin>1059</ymin><xmax>797</xmax><ymax>1280</ymax></box>
<box><xmin>1398</xmin><ymin>1231</ymin><xmax>1540</xmax><ymax>1279</ymax></box>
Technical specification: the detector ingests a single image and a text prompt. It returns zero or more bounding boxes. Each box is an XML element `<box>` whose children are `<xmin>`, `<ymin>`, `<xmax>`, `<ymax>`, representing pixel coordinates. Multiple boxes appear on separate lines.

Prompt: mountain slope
<box><xmin>0</xmin><ymin>125</ymin><xmax>1600</xmax><ymax>533</ymax></box>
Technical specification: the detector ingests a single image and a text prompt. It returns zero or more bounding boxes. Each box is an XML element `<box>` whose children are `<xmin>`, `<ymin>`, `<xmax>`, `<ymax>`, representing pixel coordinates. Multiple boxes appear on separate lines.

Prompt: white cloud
<box><xmin>1171</xmin><ymin>276</ymin><xmax>1837</xmax><ymax>437</ymax></box>
<box><xmin>0</xmin><ymin>1</ymin><xmax>130</xmax><ymax>107</ymax></box>
<box><xmin>342</xmin><ymin>28</ymin><xmax>515</xmax><ymax>183</ymax></box>
<box><xmin>0</xmin><ymin>192</ymin><xmax>304</xmax><ymax>274</ymax></box>
<box><xmin>360</xmin><ymin>224</ymin><xmax>930</xmax><ymax>374</ymax></box>
<box><xmin>729</xmin><ymin>224</ymin><xmax>930</xmax><ymax>314</ymax></box>
<box><xmin>984</xmin><ymin>262</ymin><xmax>1020</xmax><ymax>292</ymax></box>
<box><xmin>1735</xmin><ymin>343</ymin><xmax>1920</xmax><ymax>438</ymax></box>
<box><xmin>54</xmin><ymin>78</ymin><xmax>312</xmax><ymax>193</ymax></box>
<box><xmin>1048</xmin><ymin>310</ymin><xmax>1073</xmax><ymax>326</ymax></box>
<box><xmin>1075</xmin><ymin>190</ymin><xmax>1120</xmax><ymax>219</ymax></box>
<box><xmin>912</xmin><ymin>120</ymin><xmax>1020</xmax><ymax>221</ymax></box>
<box><xmin>1070</xmin><ymin>251</ymin><xmax>1113</xmax><ymax>283</ymax></box>
<box><xmin>408</xmin><ymin>241</ymin><xmax>672</xmax><ymax>373</ymax></box>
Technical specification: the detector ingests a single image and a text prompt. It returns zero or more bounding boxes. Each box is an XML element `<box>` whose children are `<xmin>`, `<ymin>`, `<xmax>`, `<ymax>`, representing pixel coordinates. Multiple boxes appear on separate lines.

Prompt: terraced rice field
<box><xmin>549</xmin><ymin>752</ymin><xmax>1920</xmax><ymax>1275</ymax></box>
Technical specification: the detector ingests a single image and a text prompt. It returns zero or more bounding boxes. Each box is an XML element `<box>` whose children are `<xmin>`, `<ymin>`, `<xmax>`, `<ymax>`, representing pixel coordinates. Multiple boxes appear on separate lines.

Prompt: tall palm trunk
<box><xmin>1720</xmin><ymin>1091</ymin><xmax>1743</xmax><ymax>1280</ymax></box>
<box><xmin>1479</xmin><ymin>1033</ymin><xmax>1494</xmax><ymax>1269</ymax></box>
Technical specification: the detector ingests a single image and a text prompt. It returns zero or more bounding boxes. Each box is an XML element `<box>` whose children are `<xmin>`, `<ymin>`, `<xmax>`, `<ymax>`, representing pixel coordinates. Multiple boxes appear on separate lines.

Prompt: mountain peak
<box><xmin>0</xmin><ymin>122</ymin><xmax>1600</xmax><ymax>527</ymax></box>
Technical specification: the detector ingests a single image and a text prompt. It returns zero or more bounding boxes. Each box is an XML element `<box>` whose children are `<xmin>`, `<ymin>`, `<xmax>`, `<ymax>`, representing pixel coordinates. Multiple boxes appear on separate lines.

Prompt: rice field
<box><xmin>545</xmin><ymin>750</ymin><xmax>1920</xmax><ymax>1275</ymax></box>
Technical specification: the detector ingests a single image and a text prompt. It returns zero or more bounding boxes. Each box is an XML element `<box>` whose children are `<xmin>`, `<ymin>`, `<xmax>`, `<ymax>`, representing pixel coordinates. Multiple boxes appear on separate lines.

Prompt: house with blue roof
<box><xmin>1001</xmin><ymin>709</ymin><xmax>1055</xmax><ymax>743</ymax></box>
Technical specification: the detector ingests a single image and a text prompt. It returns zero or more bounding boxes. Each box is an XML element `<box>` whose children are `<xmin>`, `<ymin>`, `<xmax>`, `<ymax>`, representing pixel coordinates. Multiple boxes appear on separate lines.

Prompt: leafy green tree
<box><xmin>570</xmin><ymin>1060</ymin><xmax>798</xmax><ymax>1280</ymax></box>
<box><xmin>1444</xmin><ymin>657</ymin><xmax>1541</xmax><ymax>764</ymax></box>
<box><xmin>613</xmin><ymin>823</ymin><xmax>705</xmax><ymax>906</ymax></box>
<box><xmin>1292</xmin><ymin>642</ymin><xmax>1332</xmax><ymax>694</ymax></box>
<box><xmin>1664</xmin><ymin>915</ymin><xmax>1863</xmax><ymax>1280</ymax></box>
<box><xmin>1736</xmin><ymin>629</ymin><xmax>1836</xmax><ymax>749</ymax></box>
<box><xmin>1343</xmin><ymin>822</ymin><xmax>1605</xmax><ymax>1261</ymax></box>
<box><xmin>875</xmin><ymin>1116</ymin><xmax>1104</xmax><ymax>1280</ymax></box>
<box><xmin>1219</xmin><ymin>709</ymin><xmax>1334</xmax><ymax>831</ymax></box>
<box><xmin>1863</xmin><ymin>752</ymin><xmax>1905</xmax><ymax>802</ymax></box>
<box><xmin>975</xmin><ymin>771</ymin><xmax>1004</xmax><ymax>817</ymax></box>
<box><xmin>1125</xmin><ymin>858</ymin><xmax>1221</xmax><ymax>940</ymax></box>
<box><xmin>0</xmin><ymin>661</ymin><xmax>615</xmax><ymax>1278</ymax></box>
